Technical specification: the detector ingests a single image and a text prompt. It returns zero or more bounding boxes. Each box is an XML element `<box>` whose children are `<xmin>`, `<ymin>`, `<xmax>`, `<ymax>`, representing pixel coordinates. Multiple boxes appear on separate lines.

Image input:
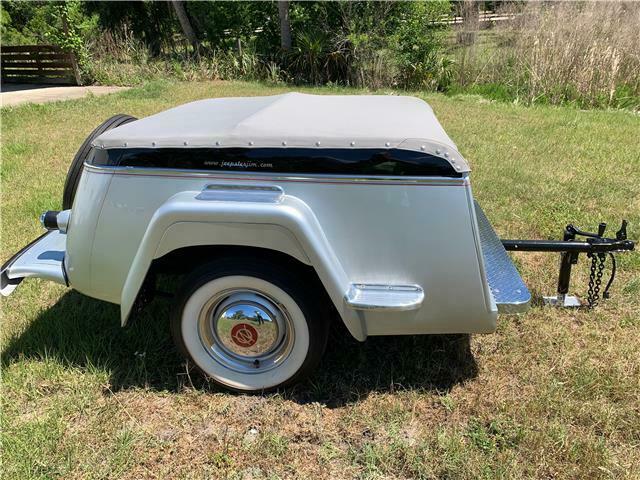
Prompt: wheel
<box><xmin>171</xmin><ymin>258</ymin><xmax>330</xmax><ymax>392</ymax></box>
<box><xmin>62</xmin><ymin>113</ymin><xmax>137</xmax><ymax>210</ymax></box>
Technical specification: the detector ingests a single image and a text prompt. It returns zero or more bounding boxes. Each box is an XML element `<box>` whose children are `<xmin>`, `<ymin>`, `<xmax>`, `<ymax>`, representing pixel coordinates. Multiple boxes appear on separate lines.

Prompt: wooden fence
<box><xmin>431</xmin><ymin>11</ymin><xmax>519</xmax><ymax>25</ymax></box>
<box><xmin>1</xmin><ymin>45</ymin><xmax>81</xmax><ymax>85</ymax></box>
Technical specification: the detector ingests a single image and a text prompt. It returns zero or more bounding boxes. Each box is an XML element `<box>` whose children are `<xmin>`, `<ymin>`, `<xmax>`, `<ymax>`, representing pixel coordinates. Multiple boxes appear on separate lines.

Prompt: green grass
<box><xmin>2</xmin><ymin>80</ymin><xmax>639</xmax><ymax>479</ymax></box>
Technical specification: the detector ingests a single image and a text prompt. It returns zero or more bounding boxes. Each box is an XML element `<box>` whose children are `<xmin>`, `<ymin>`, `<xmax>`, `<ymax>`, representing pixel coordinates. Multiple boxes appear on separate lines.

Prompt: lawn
<box><xmin>1</xmin><ymin>80</ymin><xmax>639</xmax><ymax>479</ymax></box>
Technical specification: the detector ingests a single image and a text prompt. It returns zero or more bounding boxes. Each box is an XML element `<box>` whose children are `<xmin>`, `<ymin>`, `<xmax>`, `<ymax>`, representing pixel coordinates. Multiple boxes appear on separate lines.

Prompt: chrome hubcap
<box><xmin>198</xmin><ymin>288</ymin><xmax>294</xmax><ymax>373</ymax></box>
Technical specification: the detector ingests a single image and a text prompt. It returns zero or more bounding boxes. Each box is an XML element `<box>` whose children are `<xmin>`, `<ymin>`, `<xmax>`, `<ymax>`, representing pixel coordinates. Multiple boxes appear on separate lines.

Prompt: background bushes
<box><xmin>1</xmin><ymin>1</ymin><xmax>638</xmax><ymax>110</ymax></box>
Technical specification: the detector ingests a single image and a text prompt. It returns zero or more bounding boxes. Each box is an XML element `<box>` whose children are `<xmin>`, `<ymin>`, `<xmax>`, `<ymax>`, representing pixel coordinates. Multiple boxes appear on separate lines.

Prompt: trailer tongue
<box><xmin>501</xmin><ymin>220</ymin><xmax>635</xmax><ymax>308</ymax></box>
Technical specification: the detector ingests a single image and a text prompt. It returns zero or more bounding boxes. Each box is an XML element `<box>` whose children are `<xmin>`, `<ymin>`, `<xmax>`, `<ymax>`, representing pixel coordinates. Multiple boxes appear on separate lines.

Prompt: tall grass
<box><xmin>454</xmin><ymin>2</ymin><xmax>640</xmax><ymax>109</ymax></box>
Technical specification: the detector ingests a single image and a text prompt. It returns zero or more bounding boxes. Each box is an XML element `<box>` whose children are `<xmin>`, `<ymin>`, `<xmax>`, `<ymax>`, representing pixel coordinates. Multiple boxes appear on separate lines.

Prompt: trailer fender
<box><xmin>120</xmin><ymin>190</ymin><xmax>366</xmax><ymax>340</ymax></box>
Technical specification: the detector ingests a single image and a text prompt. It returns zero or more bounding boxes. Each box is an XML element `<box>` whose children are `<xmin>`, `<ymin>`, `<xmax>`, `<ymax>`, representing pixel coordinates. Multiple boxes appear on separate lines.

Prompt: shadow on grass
<box><xmin>2</xmin><ymin>290</ymin><xmax>477</xmax><ymax>406</ymax></box>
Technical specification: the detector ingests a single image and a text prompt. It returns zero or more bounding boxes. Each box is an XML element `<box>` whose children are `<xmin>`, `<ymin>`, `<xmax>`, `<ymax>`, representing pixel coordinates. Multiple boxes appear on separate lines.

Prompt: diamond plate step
<box><xmin>475</xmin><ymin>201</ymin><xmax>531</xmax><ymax>313</ymax></box>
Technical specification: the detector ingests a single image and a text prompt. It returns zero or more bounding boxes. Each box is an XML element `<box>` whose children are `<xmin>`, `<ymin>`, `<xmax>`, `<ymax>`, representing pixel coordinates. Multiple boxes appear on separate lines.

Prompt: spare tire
<box><xmin>62</xmin><ymin>114</ymin><xmax>137</xmax><ymax>210</ymax></box>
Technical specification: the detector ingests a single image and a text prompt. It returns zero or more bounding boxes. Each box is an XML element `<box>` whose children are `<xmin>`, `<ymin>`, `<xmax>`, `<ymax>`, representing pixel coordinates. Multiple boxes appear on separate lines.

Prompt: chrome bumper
<box><xmin>475</xmin><ymin>201</ymin><xmax>531</xmax><ymax>313</ymax></box>
<box><xmin>0</xmin><ymin>230</ymin><xmax>68</xmax><ymax>296</ymax></box>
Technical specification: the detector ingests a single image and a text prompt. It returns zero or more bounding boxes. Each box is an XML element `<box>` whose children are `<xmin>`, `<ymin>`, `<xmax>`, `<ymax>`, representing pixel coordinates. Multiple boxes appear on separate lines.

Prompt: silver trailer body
<box><xmin>2</xmin><ymin>93</ymin><xmax>534</xmax><ymax>390</ymax></box>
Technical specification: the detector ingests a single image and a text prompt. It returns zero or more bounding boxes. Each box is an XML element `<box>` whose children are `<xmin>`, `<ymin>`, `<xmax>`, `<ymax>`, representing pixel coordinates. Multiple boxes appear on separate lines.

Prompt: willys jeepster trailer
<box><xmin>1</xmin><ymin>93</ymin><xmax>634</xmax><ymax>392</ymax></box>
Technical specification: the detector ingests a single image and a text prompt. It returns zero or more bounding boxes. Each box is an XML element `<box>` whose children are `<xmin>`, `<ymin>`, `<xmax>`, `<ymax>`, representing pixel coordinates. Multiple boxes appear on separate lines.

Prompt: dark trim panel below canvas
<box><xmin>91</xmin><ymin>147</ymin><xmax>463</xmax><ymax>178</ymax></box>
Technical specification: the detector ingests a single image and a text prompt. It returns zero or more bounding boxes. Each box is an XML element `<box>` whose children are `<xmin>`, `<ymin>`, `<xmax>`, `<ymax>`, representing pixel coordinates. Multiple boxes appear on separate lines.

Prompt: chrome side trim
<box><xmin>196</xmin><ymin>184</ymin><xmax>284</xmax><ymax>203</ymax></box>
<box><xmin>83</xmin><ymin>162</ymin><xmax>468</xmax><ymax>186</ymax></box>
<box><xmin>344</xmin><ymin>283</ymin><xmax>424</xmax><ymax>311</ymax></box>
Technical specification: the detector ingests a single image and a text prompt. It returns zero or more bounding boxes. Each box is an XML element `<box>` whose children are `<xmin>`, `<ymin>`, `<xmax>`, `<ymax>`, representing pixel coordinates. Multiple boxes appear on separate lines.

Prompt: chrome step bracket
<box><xmin>474</xmin><ymin>201</ymin><xmax>531</xmax><ymax>313</ymax></box>
<box><xmin>344</xmin><ymin>283</ymin><xmax>424</xmax><ymax>311</ymax></box>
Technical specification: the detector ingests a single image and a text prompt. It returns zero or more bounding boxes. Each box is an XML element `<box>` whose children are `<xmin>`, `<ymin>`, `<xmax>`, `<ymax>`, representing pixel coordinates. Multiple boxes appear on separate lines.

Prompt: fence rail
<box><xmin>1</xmin><ymin>45</ymin><xmax>81</xmax><ymax>85</ymax></box>
<box><xmin>431</xmin><ymin>11</ymin><xmax>519</xmax><ymax>26</ymax></box>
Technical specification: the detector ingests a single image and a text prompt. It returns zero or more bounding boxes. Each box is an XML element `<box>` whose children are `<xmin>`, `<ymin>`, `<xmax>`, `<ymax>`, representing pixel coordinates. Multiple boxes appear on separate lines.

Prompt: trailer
<box><xmin>1</xmin><ymin>93</ymin><xmax>634</xmax><ymax>392</ymax></box>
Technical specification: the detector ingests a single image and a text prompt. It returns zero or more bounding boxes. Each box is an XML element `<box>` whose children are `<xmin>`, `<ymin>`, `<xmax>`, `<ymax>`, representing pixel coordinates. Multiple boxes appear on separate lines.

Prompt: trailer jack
<box><xmin>501</xmin><ymin>220</ymin><xmax>635</xmax><ymax>308</ymax></box>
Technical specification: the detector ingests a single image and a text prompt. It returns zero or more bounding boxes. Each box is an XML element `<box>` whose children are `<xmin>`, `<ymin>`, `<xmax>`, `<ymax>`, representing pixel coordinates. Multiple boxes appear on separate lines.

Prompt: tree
<box><xmin>171</xmin><ymin>0</ymin><xmax>199</xmax><ymax>55</ymax></box>
<box><xmin>185</xmin><ymin>2</ymin><xmax>278</xmax><ymax>51</ymax></box>
<box><xmin>459</xmin><ymin>0</ymin><xmax>480</xmax><ymax>45</ymax></box>
<box><xmin>84</xmin><ymin>1</ymin><xmax>176</xmax><ymax>57</ymax></box>
<box><xmin>277</xmin><ymin>1</ymin><xmax>292</xmax><ymax>51</ymax></box>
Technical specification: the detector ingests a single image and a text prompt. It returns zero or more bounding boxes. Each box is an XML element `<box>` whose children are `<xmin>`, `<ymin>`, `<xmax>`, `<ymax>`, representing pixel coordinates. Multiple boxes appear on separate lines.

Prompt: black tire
<box><xmin>171</xmin><ymin>257</ymin><xmax>330</xmax><ymax>393</ymax></box>
<box><xmin>62</xmin><ymin>114</ymin><xmax>137</xmax><ymax>210</ymax></box>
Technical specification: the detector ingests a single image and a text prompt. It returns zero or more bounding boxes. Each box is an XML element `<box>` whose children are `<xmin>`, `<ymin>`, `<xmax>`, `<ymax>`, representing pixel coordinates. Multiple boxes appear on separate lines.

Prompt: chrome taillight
<box><xmin>40</xmin><ymin>210</ymin><xmax>71</xmax><ymax>233</ymax></box>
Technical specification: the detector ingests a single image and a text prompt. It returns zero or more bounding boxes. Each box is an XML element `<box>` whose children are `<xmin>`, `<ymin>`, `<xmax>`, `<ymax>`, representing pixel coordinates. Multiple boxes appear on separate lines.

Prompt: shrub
<box><xmin>394</xmin><ymin>1</ymin><xmax>451</xmax><ymax>89</ymax></box>
<box><xmin>288</xmin><ymin>30</ymin><xmax>332</xmax><ymax>85</ymax></box>
<box><xmin>282</xmin><ymin>1</ymin><xmax>451</xmax><ymax>89</ymax></box>
<box><xmin>85</xmin><ymin>29</ymin><xmax>279</xmax><ymax>86</ymax></box>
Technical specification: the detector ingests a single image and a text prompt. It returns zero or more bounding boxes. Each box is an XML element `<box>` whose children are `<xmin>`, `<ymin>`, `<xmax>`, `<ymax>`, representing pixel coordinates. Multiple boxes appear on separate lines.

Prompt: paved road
<box><xmin>1</xmin><ymin>84</ymin><xmax>129</xmax><ymax>107</ymax></box>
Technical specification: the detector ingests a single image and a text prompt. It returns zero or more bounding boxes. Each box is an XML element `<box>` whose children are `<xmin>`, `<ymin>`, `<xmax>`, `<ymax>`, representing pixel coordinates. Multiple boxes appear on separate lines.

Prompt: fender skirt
<box><xmin>120</xmin><ymin>190</ymin><xmax>366</xmax><ymax>340</ymax></box>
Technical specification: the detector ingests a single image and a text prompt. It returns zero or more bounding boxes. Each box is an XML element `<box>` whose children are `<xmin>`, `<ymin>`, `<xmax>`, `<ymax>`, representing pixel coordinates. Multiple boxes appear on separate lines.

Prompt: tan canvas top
<box><xmin>95</xmin><ymin>93</ymin><xmax>469</xmax><ymax>172</ymax></box>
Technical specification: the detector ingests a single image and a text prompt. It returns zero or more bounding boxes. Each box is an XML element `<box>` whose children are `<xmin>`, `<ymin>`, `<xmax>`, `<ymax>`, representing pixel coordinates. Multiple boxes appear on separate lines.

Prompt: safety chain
<box><xmin>587</xmin><ymin>252</ymin><xmax>606</xmax><ymax>308</ymax></box>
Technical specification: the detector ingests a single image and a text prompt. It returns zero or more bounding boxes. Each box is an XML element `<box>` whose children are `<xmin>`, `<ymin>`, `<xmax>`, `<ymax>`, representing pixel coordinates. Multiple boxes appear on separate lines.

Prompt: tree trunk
<box><xmin>458</xmin><ymin>0</ymin><xmax>480</xmax><ymax>46</ymax></box>
<box><xmin>171</xmin><ymin>0</ymin><xmax>199</xmax><ymax>55</ymax></box>
<box><xmin>278</xmin><ymin>1</ymin><xmax>292</xmax><ymax>51</ymax></box>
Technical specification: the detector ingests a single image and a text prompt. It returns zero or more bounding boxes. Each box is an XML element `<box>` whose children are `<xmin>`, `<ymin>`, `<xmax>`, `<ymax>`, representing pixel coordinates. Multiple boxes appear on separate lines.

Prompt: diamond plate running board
<box><xmin>474</xmin><ymin>201</ymin><xmax>531</xmax><ymax>313</ymax></box>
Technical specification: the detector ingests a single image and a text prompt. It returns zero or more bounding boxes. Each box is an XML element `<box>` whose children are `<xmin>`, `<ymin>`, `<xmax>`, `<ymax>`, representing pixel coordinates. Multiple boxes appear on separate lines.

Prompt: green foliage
<box><xmin>186</xmin><ymin>1</ymin><xmax>279</xmax><ymax>51</ymax></box>
<box><xmin>283</xmin><ymin>1</ymin><xmax>452</xmax><ymax>88</ymax></box>
<box><xmin>1</xmin><ymin>1</ymin><xmax>452</xmax><ymax>90</ymax></box>
<box><xmin>1</xmin><ymin>1</ymin><xmax>98</xmax><ymax>83</ymax></box>
<box><xmin>0</xmin><ymin>3</ymin><xmax>32</xmax><ymax>45</ymax></box>
<box><xmin>394</xmin><ymin>1</ymin><xmax>451</xmax><ymax>89</ymax></box>
<box><xmin>1</xmin><ymin>1</ymin><xmax>97</xmax><ymax>48</ymax></box>
<box><xmin>288</xmin><ymin>31</ymin><xmax>332</xmax><ymax>85</ymax></box>
<box><xmin>2</xmin><ymin>1</ymin><xmax>635</xmax><ymax>109</ymax></box>
<box><xmin>1</xmin><ymin>0</ymin><xmax>49</xmax><ymax>45</ymax></box>
<box><xmin>44</xmin><ymin>2</ymin><xmax>97</xmax><ymax>69</ymax></box>
<box><xmin>83</xmin><ymin>1</ymin><xmax>175</xmax><ymax>57</ymax></box>
<box><xmin>66</xmin><ymin>1</ymin><xmax>454</xmax><ymax>90</ymax></box>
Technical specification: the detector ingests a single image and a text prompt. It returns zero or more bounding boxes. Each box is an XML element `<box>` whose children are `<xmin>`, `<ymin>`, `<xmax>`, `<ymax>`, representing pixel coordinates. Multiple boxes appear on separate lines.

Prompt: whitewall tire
<box><xmin>171</xmin><ymin>258</ymin><xmax>329</xmax><ymax>392</ymax></box>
